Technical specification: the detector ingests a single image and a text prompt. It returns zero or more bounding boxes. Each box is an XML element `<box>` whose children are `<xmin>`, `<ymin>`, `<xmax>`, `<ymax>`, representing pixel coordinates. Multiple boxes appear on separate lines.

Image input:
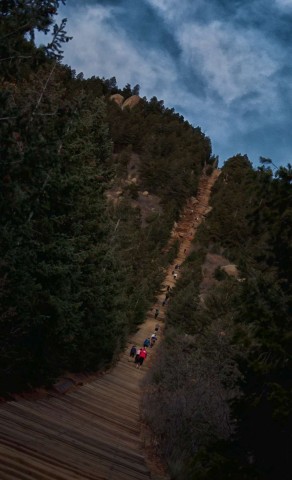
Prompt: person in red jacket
<box><xmin>136</xmin><ymin>347</ymin><xmax>147</xmax><ymax>368</ymax></box>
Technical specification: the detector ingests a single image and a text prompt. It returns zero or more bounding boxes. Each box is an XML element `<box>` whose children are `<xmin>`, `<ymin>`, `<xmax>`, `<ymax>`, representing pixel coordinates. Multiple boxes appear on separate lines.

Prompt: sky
<box><xmin>50</xmin><ymin>0</ymin><xmax>292</xmax><ymax>167</ymax></box>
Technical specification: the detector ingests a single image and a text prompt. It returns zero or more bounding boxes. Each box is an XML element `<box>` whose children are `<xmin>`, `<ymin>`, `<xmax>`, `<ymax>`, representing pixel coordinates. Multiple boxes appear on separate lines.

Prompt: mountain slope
<box><xmin>0</xmin><ymin>170</ymin><xmax>220</xmax><ymax>480</ymax></box>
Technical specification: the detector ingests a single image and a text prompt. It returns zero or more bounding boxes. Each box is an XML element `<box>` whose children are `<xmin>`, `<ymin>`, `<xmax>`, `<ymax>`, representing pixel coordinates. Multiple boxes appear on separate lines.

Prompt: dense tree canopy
<box><xmin>143</xmin><ymin>155</ymin><xmax>292</xmax><ymax>480</ymax></box>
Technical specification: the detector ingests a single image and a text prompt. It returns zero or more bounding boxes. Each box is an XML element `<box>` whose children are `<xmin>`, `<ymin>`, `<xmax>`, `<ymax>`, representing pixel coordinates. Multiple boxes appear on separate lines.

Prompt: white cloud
<box><xmin>144</xmin><ymin>1</ymin><xmax>283</xmax><ymax>112</ymax></box>
<box><xmin>144</xmin><ymin>0</ymin><xmax>203</xmax><ymax>22</ymax></box>
<box><xmin>62</xmin><ymin>5</ymin><xmax>178</xmax><ymax>95</ymax></box>
<box><xmin>274</xmin><ymin>0</ymin><xmax>292</xmax><ymax>8</ymax></box>
<box><xmin>179</xmin><ymin>21</ymin><xmax>280</xmax><ymax>105</ymax></box>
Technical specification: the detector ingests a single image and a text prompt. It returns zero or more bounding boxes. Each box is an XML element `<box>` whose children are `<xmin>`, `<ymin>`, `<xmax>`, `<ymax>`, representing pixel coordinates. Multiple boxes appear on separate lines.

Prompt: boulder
<box><xmin>122</xmin><ymin>95</ymin><xmax>140</xmax><ymax>110</ymax></box>
<box><xmin>220</xmin><ymin>264</ymin><xmax>239</xmax><ymax>277</ymax></box>
<box><xmin>110</xmin><ymin>94</ymin><xmax>124</xmax><ymax>107</ymax></box>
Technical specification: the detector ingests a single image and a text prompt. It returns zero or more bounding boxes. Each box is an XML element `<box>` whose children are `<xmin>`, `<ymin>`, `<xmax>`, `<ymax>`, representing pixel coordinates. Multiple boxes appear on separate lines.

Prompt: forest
<box><xmin>143</xmin><ymin>155</ymin><xmax>292</xmax><ymax>479</ymax></box>
<box><xmin>1</xmin><ymin>2</ymin><xmax>291</xmax><ymax>480</ymax></box>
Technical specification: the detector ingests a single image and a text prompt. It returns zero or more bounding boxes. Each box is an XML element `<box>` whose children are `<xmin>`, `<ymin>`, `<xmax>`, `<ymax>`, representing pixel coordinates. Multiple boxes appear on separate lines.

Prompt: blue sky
<box><xmin>51</xmin><ymin>0</ymin><xmax>292</xmax><ymax>167</ymax></box>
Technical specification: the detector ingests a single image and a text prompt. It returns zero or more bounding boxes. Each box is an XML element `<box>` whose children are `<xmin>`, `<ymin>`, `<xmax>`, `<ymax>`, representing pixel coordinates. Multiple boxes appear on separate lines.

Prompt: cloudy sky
<box><xmin>53</xmin><ymin>0</ymin><xmax>292</xmax><ymax>167</ymax></box>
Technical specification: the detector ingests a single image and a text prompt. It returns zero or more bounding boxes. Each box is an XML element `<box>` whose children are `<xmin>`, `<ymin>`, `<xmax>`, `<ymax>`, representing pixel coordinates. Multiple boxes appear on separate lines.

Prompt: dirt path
<box><xmin>0</xmin><ymin>170</ymin><xmax>220</xmax><ymax>480</ymax></box>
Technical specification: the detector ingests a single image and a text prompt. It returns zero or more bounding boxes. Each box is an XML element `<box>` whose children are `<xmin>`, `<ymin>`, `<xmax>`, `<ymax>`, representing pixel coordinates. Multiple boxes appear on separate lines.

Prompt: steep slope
<box><xmin>0</xmin><ymin>170</ymin><xmax>220</xmax><ymax>480</ymax></box>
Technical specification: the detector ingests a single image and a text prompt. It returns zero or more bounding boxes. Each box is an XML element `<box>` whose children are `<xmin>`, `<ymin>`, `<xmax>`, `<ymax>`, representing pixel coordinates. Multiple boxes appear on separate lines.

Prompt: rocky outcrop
<box><xmin>123</xmin><ymin>95</ymin><xmax>140</xmax><ymax>109</ymax></box>
<box><xmin>109</xmin><ymin>93</ymin><xmax>124</xmax><ymax>107</ymax></box>
<box><xmin>110</xmin><ymin>94</ymin><xmax>140</xmax><ymax>110</ymax></box>
<box><xmin>220</xmin><ymin>264</ymin><xmax>239</xmax><ymax>277</ymax></box>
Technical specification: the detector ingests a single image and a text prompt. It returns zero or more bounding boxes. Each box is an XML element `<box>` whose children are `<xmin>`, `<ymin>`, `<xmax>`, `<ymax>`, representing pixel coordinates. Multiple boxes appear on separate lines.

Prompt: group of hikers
<box><xmin>129</xmin><ymin>324</ymin><xmax>160</xmax><ymax>369</ymax></box>
<box><xmin>128</xmin><ymin>267</ymin><xmax>181</xmax><ymax>369</ymax></box>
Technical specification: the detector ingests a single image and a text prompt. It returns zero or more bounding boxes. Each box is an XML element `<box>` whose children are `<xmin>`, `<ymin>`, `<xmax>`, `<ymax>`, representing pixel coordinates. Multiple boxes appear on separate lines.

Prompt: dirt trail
<box><xmin>0</xmin><ymin>170</ymin><xmax>220</xmax><ymax>480</ymax></box>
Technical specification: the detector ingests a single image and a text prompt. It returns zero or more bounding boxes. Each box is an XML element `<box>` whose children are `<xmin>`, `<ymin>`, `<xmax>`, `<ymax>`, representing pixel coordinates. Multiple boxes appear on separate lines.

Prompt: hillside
<box><xmin>0</xmin><ymin>171</ymin><xmax>220</xmax><ymax>480</ymax></box>
<box><xmin>142</xmin><ymin>155</ymin><xmax>292</xmax><ymax>479</ymax></box>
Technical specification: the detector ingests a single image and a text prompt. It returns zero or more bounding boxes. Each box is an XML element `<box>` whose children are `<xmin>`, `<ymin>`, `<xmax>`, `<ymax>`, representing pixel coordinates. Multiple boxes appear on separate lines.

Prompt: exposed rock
<box><xmin>109</xmin><ymin>94</ymin><xmax>140</xmax><ymax>110</ymax></box>
<box><xmin>142</xmin><ymin>191</ymin><xmax>149</xmax><ymax>196</ymax></box>
<box><xmin>220</xmin><ymin>264</ymin><xmax>239</xmax><ymax>277</ymax></box>
<box><xmin>110</xmin><ymin>94</ymin><xmax>124</xmax><ymax>107</ymax></box>
<box><xmin>122</xmin><ymin>95</ymin><xmax>140</xmax><ymax>110</ymax></box>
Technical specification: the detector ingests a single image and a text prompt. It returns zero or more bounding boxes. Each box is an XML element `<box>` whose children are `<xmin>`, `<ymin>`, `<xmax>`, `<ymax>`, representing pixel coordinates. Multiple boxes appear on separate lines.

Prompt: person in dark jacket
<box><xmin>130</xmin><ymin>345</ymin><xmax>136</xmax><ymax>358</ymax></box>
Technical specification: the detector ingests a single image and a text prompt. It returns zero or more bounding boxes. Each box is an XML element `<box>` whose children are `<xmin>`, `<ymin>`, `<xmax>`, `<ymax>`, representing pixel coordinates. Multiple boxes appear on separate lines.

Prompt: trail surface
<box><xmin>0</xmin><ymin>170</ymin><xmax>220</xmax><ymax>480</ymax></box>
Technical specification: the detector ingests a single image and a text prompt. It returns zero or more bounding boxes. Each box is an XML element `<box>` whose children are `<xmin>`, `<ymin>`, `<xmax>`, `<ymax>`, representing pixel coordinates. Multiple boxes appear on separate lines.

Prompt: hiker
<box><xmin>129</xmin><ymin>345</ymin><xmax>136</xmax><ymax>358</ymax></box>
<box><xmin>154</xmin><ymin>308</ymin><xmax>159</xmax><ymax>319</ymax></box>
<box><xmin>173</xmin><ymin>272</ymin><xmax>178</xmax><ymax>280</ymax></box>
<box><xmin>175</xmin><ymin>264</ymin><xmax>180</xmax><ymax>270</ymax></box>
<box><xmin>150</xmin><ymin>333</ymin><xmax>157</xmax><ymax>348</ymax></box>
<box><xmin>136</xmin><ymin>347</ymin><xmax>147</xmax><ymax>368</ymax></box>
<box><xmin>165</xmin><ymin>296</ymin><xmax>170</xmax><ymax>305</ymax></box>
<box><xmin>165</xmin><ymin>292</ymin><xmax>169</xmax><ymax>300</ymax></box>
<box><xmin>134</xmin><ymin>348</ymin><xmax>141</xmax><ymax>364</ymax></box>
<box><xmin>143</xmin><ymin>338</ymin><xmax>150</xmax><ymax>348</ymax></box>
<box><xmin>155</xmin><ymin>323</ymin><xmax>160</xmax><ymax>332</ymax></box>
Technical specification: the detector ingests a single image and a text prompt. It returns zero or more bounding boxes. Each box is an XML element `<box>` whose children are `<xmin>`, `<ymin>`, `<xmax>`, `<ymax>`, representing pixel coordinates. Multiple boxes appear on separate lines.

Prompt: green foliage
<box><xmin>0</xmin><ymin>1</ymin><xmax>70</xmax><ymax>83</ymax></box>
<box><xmin>166</xmin><ymin>249</ymin><xmax>205</xmax><ymax>334</ymax></box>
<box><xmin>142</xmin><ymin>314</ymin><xmax>244</xmax><ymax>479</ymax></box>
<box><xmin>143</xmin><ymin>154</ymin><xmax>292</xmax><ymax>479</ymax></box>
<box><xmin>103</xmin><ymin>90</ymin><xmax>211</xmax><ymax>217</ymax></box>
<box><xmin>1</xmin><ymin>2</ymin><xmax>182</xmax><ymax>394</ymax></box>
<box><xmin>187</xmin><ymin>443</ymin><xmax>259</xmax><ymax>480</ymax></box>
<box><xmin>125</xmin><ymin>182</ymin><xmax>139</xmax><ymax>199</ymax></box>
<box><xmin>0</xmin><ymin>57</ymin><xmax>125</xmax><ymax>391</ymax></box>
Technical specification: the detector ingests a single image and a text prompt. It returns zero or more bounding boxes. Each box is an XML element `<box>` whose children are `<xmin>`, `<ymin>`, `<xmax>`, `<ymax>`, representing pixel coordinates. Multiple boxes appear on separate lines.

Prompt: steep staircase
<box><xmin>0</xmin><ymin>170</ymin><xmax>220</xmax><ymax>480</ymax></box>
